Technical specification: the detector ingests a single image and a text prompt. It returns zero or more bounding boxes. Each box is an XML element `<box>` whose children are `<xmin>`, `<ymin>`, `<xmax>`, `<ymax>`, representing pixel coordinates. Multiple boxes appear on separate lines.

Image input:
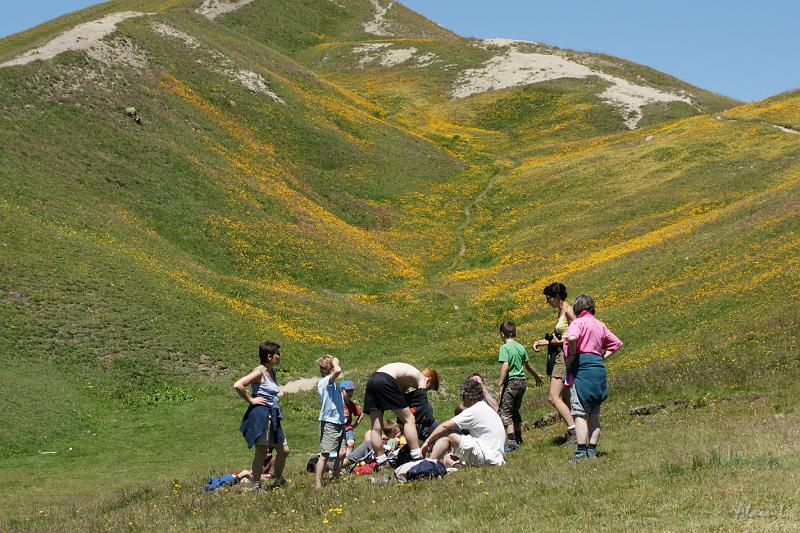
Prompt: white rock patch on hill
<box><xmin>86</xmin><ymin>37</ymin><xmax>147</xmax><ymax>68</ymax></box>
<box><xmin>151</xmin><ymin>22</ymin><xmax>199</xmax><ymax>49</ymax></box>
<box><xmin>481</xmin><ymin>38</ymin><xmax>539</xmax><ymax>48</ymax></box>
<box><xmin>363</xmin><ymin>0</ymin><xmax>395</xmax><ymax>36</ymax></box>
<box><xmin>453</xmin><ymin>43</ymin><xmax>692</xmax><ymax>129</ymax></box>
<box><xmin>196</xmin><ymin>0</ymin><xmax>255</xmax><ymax>20</ymax></box>
<box><xmin>415</xmin><ymin>52</ymin><xmax>438</xmax><ymax>67</ymax></box>
<box><xmin>352</xmin><ymin>43</ymin><xmax>421</xmax><ymax>68</ymax></box>
<box><xmin>151</xmin><ymin>22</ymin><xmax>285</xmax><ymax>105</ymax></box>
<box><xmin>352</xmin><ymin>43</ymin><xmax>390</xmax><ymax>67</ymax></box>
<box><xmin>1</xmin><ymin>12</ymin><xmax>147</xmax><ymax>68</ymax></box>
<box><xmin>380</xmin><ymin>47</ymin><xmax>417</xmax><ymax>67</ymax></box>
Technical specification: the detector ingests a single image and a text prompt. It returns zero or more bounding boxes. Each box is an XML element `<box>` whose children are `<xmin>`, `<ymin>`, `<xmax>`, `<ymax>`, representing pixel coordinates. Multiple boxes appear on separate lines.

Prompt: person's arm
<box><xmin>481</xmin><ymin>383</ymin><xmax>499</xmax><ymax>412</ymax></box>
<box><xmin>353</xmin><ymin>404</ymin><xmax>363</xmax><ymax>428</ymax></box>
<box><xmin>525</xmin><ymin>361</ymin><xmax>544</xmax><ymax>386</ymax></box>
<box><xmin>234</xmin><ymin>369</ymin><xmax>268</xmax><ymax>406</ymax></box>
<box><xmin>535</xmin><ymin>335</ymin><xmax>564</xmax><ymax>350</ymax></box>
<box><xmin>420</xmin><ymin>419</ymin><xmax>458</xmax><ymax>457</ymax></box>
<box><xmin>566</xmin><ymin>336</ymin><xmax>578</xmax><ymax>367</ymax></box>
<box><xmin>565</xmin><ymin>319</ymin><xmax>581</xmax><ymax>367</ymax></box>
<box><xmin>565</xmin><ymin>305</ymin><xmax>577</xmax><ymax>323</ymax></box>
<box><xmin>532</xmin><ymin>338</ymin><xmax>548</xmax><ymax>352</ymax></box>
<box><xmin>331</xmin><ymin>358</ymin><xmax>342</xmax><ymax>380</ymax></box>
<box><xmin>497</xmin><ymin>361</ymin><xmax>509</xmax><ymax>397</ymax></box>
<box><xmin>602</xmin><ymin>327</ymin><xmax>623</xmax><ymax>359</ymax></box>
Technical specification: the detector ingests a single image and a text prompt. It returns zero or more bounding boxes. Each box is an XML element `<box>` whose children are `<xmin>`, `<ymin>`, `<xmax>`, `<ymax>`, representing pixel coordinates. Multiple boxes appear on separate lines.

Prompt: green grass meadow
<box><xmin>1</xmin><ymin>0</ymin><xmax>798</xmax><ymax>530</ymax></box>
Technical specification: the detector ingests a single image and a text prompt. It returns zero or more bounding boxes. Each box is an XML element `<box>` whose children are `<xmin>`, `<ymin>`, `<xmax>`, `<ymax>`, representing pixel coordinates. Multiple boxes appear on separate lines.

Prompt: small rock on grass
<box><xmin>629</xmin><ymin>403</ymin><xmax>664</xmax><ymax>416</ymax></box>
<box><xmin>530</xmin><ymin>412</ymin><xmax>560</xmax><ymax>428</ymax></box>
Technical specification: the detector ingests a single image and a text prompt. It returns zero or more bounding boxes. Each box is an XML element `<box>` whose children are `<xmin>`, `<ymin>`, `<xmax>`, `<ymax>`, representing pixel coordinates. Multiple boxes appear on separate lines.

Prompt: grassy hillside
<box><xmin>0</xmin><ymin>0</ymin><xmax>797</xmax><ymax>530</ymax></box>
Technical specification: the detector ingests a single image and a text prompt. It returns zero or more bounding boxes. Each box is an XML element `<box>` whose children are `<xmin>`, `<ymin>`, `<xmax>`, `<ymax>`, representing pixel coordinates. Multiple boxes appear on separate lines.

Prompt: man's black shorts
<box><xmin>363</xmin><ymin>372</ymin><xmax>408</xmax><ymax>412</ymax></box>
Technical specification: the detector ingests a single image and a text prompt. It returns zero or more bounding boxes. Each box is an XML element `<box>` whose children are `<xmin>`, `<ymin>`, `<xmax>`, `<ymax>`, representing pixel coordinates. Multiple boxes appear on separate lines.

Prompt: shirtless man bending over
<box><xmin>363</xmin><ymin>362</ymin><xmax>439</xmax><ymax>465</ymax></box>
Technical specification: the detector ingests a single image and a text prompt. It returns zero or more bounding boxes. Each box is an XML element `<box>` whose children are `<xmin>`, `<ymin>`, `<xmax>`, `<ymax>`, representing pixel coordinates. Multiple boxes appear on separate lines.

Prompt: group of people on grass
<box><xmin>233</xmin><ymin>283</ymin><xmax>622</xmax><ymax>490</ymax></box>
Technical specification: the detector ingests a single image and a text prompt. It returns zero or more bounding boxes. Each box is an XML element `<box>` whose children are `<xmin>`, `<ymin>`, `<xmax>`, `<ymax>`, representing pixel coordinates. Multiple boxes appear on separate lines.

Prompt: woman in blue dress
<box><xmin>234</xmin><ymin>341</ymin><xmax>289</xmax><ymax>490</ymax></box>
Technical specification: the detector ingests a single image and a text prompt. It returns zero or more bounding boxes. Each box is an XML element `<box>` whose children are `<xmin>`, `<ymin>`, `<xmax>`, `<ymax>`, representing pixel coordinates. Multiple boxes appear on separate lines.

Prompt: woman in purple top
<box><xmin>564</xmin><ymin>295</ymin><xmax>622</xmax><ymax>462</ymax></box>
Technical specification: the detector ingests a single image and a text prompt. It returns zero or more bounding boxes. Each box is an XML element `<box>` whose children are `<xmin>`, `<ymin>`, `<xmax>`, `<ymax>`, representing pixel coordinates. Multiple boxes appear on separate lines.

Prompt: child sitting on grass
<box><xmin>315</xmin><ymin>355</ymin><xmax>346</xmax><ymax>489</ymax></box>
<box><xmin>341</xmin><ymin>380</ymin><xmax>363</xmax><ymax>454</ymax></box>
<box><xmin>344</xmin><ymin>420</ymin><xmax>402</xmax><ymax>467</ymax></box>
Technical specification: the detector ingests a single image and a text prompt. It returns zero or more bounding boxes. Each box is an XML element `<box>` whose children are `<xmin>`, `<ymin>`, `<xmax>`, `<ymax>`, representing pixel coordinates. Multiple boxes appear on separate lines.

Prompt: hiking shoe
<box><xmin>561</xmin><ymin>428</ymin><xmax>577</xmax><ymax>446</ymax></box>
<box><xmin>503</xmin><ymin>442</ymin><xmax>519</xmax><ymax>453</ymax></box>
<box><xmin>271</xmin><ymin>477</ymin><xmax>287</xmax><ymax>489</ymax></box>
<box><xmin>569</xmin><ymin>450</ymin><xmax>589</xmax><ymax>464</ymax></box>
<box><xmin>586</xmin><ymin>447</ymin><xmax>598</xmax><ymax>459</ymax></box>
<box><xmin>245</xmin><ymin>484</ymin><xmax>266</xmax><ymax>494</ymax></box>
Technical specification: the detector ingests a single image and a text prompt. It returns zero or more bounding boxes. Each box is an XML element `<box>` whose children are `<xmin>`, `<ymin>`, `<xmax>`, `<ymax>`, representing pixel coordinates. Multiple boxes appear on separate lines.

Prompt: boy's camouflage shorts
<box><xmin>499</xmin><ymin>378</ymin><xmax>527</xmax><ymax>427</ymax></box>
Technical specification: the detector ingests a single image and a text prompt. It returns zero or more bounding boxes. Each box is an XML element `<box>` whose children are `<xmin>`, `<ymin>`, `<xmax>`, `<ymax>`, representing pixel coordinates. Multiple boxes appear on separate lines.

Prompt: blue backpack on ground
<box><xmin>204</xmin><ymin>473</ymin><xmax>238</xmax><ymax>492</ymax></box>
<box><xmin>406</xmin><ymin>459</ymin><xmax>447</xmax><ymax>481</ymax></box>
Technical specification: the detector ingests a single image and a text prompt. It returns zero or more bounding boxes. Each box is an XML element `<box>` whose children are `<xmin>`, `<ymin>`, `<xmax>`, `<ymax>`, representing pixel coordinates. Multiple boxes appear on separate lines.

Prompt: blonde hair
<box><xmin>316</xmin><ymin>355</ymin><xmax>334</xmax><ymax>377</ymax></box>
<box><xmin>383</xmin><ymin>420</ymin><xmax>401</xmax><ymax>438</ymax></box>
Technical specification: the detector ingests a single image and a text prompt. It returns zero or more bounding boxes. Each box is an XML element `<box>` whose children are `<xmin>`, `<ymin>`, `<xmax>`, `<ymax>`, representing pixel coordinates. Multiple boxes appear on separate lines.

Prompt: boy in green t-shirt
<box><xmin>497</xmin><ymin>321</ymin><xmax>543</xmax><ymax>448</ymax></box>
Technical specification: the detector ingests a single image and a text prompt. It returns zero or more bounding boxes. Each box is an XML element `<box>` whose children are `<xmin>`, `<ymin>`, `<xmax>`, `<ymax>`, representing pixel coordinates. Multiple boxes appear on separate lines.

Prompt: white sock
<box><xmin>567</xmin><ymin>425</ymin><xmax>576</xmax><ymax>431</ymax></box>
<box><xmin>375</xmin><ymin>454</ymin><xmax>388</xmax><ymax>464</ymax></box>
<box><xmin>410</xmin><ymin>448</ymin><xmax>423</xmax><ymax>460</ymax></box>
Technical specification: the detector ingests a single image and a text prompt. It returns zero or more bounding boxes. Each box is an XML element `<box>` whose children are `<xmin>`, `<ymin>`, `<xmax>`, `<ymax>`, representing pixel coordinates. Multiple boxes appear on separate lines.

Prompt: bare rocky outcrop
<box><xmin>1</xmin><ymin>12</ymin><xmax>148</xmax><ymax>68</ymax></box>
<box><xmin>530</xmin><ymin>412</ymin><xmax>560</xmax><ymax>428</ymax></box>
<box><xmin>352</xmin><ymin>43</ymin><xmax>419</xmax><ymax>68</ymax></box>
<box><xmin>196</xmin><ymin>0</ymin><xmax>255</xmax><ymax>20</ymax></box>
<box><xmin>363</xmin><ymin>0</ymin><xmax>395</xmax><ymax>36</ymax></box>
<box><xmin>151</xmin><ymin>22</ymin><xmax>285</xmax><ymax>105</ymax></box>
<box><xmin>453</xmin><ymin>41</ymin><xmax>693</xmax><ymax>129</ymax></box>
<box><xmin>151</xmin><ymin>22</ymin><xmax>199</xmax><ymax>49</ymax></box>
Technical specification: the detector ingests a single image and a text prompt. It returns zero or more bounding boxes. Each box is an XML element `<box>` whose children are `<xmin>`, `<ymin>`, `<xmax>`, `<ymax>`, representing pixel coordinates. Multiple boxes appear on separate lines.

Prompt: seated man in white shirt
<box><xmin>421</xmin><ymin>378</ymin><xmax>506</xmax><ymax>466</ymax></box>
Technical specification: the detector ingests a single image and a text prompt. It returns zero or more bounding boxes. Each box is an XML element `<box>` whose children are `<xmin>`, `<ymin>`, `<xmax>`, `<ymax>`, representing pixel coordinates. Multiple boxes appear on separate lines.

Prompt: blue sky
<box><xmin>402</xmin><ymin>0</ymin><xmax>800</xmax><ymax>102</ymax></box>
<box><xmin>2</xmin><ymin>1</ymin><xmax>799</xmax><ymax>102</ymax></box>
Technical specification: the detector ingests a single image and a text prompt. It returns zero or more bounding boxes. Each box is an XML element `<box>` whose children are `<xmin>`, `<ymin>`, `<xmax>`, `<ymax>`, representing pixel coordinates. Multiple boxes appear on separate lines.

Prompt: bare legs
<box><xmin>369</xmin><ymin>411</ymin><xmax>386</xmax><ymax>458</ymax></box>
<box><xmin>314</xmin><ymin>451</ymin><xmax>342</xmax><ymax>489</ymax></box>
<box><xmin>429</xmin><ymin>433</ymin><xmax>461</xmax><ymax>461</ymax></box>
<box><xmin>548</xmin><ymin>378</ymin><xmax>574</xmax><ymax>427</ymax></box>
<box><xmin>369</xmin><ymin>408</ymin><xmax>420</xmax><ymax>461</ymax></box>
<box><xmin>574</xmin><ymin>416</ymin><xmax>588</xmax><ymax>444</ymax></box>
<box><xmin>588</xmin><ymin>411</ymin><xmax>601</xmax><ymax>445</ymax></box>
<box><xmin>273</xmin><ymin>443</ymin><xmax>288</xmax><ymax>480</ymax></box>
<box><xmin>392</xmin><ymin>407</ymin><xmax>420</xmax><ymax>450</ymax></box>
<box><xmin>252</xmin><ymin>443</ymin><xmax>288</xmax><ymax>487</ymax></box>
<box><xmin>251</xmin><ymin>445</ymin><xmax>269</xmax><ymax>487</ymax></box>
<box><xmin>573</xmin><ymin>412</ymin><xmax>600</xmax><ymax>445</ymax></box>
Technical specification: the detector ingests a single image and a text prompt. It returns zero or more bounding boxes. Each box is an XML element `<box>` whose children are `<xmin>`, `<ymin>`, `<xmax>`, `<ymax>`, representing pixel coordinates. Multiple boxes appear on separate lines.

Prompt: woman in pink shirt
<box><xmin>564</xmin><ymin>295</ymin><xmax>622</xmax><ymax>462</ymax></box>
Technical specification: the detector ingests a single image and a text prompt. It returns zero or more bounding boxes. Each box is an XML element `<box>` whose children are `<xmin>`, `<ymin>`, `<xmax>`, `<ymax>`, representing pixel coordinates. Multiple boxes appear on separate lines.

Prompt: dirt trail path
<box><xmin>772</xmin><ymin>124</ymin><xmax>800</xmax><ymax>135</ymax></box>
<box><xmin>281</xmin><ymin>376</ymin><xmax>319</xmax><ymax>394</ymax></box>
<box><xmin>716</xmin><ymin>115</ymin><xmax>800</xmax><ymax>135</ymax></box>
<box><xmin>450</xmin><ymin>168</ymin><xmax>501</xmax><ymax>270</ymax></box>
